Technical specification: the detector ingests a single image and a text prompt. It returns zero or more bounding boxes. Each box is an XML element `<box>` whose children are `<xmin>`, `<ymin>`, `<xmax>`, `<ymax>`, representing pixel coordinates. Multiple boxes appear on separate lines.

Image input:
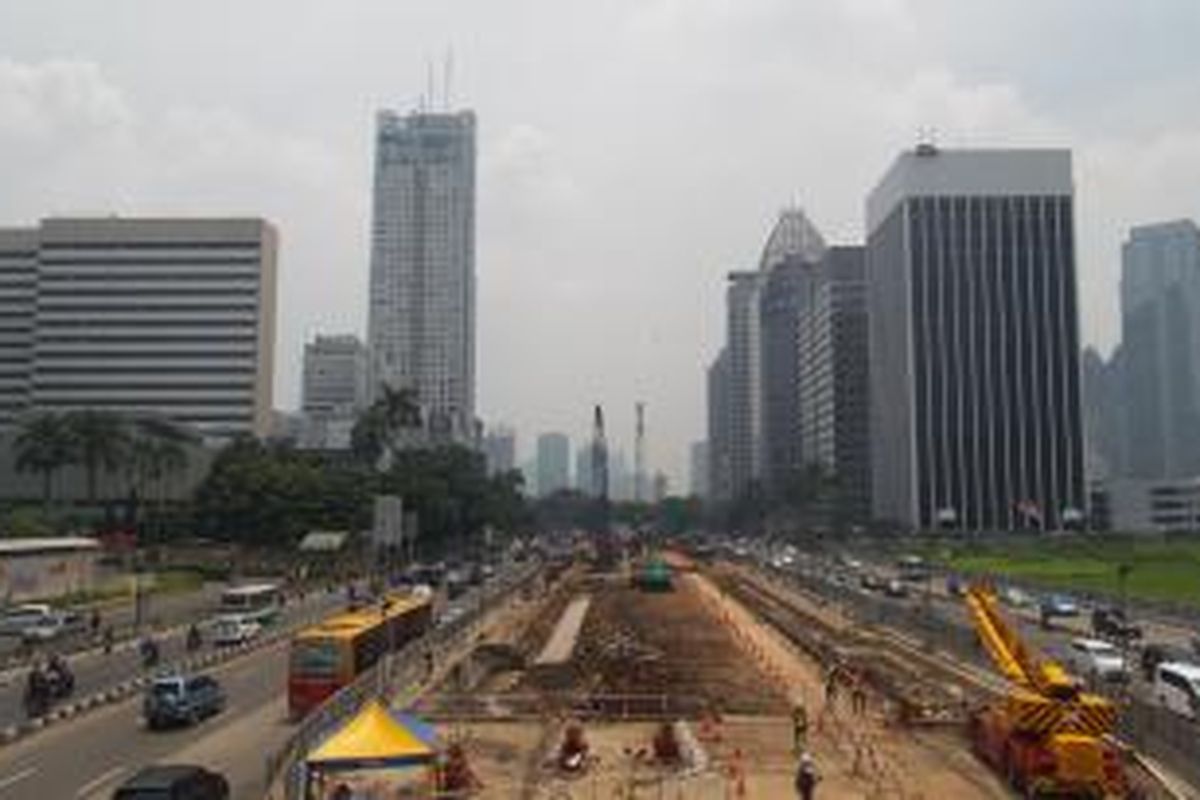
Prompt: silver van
<box><xmin>1152</xmin><ymin>661</ymin><xmax>1200</xmax><ymax>720</ymax></box>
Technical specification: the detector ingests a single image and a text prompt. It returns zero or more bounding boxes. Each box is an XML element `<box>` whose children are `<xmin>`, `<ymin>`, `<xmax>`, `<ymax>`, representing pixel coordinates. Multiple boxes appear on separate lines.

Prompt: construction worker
<box><xmin>795</xmin><ymin>751</ymin><xmax>820</xmax><ymax>800</ymax></box>
<box><xmin>824</xmin><ymin>664</ymin><xmax>841</xmax><ymax>708</ymax></box>
<box><xmin>791</xmin><ymin>702</ymin><xmax>809</xmax><ymax>753</ymax></box>
<box><xmin>851</xmin><ymin>672</ymin><xmax>868</xmax><ymax>716</ymax></box>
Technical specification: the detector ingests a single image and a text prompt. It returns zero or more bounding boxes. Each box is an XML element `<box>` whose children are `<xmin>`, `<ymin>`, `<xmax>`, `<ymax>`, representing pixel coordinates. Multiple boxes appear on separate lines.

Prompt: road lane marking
<box><xmin>74</xmin><ymin>765</ymin><xmax>124</xmax><ymax>798</ymax></box>
<box><xmin>0</xmin><ymin>766</ymin><xmax>37</xmax><ymax>792</ymax></box>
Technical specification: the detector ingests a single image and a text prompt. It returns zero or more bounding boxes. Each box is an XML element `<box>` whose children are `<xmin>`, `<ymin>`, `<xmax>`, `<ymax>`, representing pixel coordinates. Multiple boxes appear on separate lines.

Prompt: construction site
<box><xmin>397</xmin><ymin>546</ymin><xmax>1181</xmax><ymax>799</ymax></box>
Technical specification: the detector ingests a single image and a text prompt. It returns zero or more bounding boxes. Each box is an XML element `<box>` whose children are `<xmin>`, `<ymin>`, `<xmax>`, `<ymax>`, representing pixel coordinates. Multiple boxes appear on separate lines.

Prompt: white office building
<box><xmin>368</xmin><ymin>109</ymin><xmax>476</xmax><ymax>440</ymax></box>
<box><xmin>0</xmin><ymin>217</ymin><xmax>277</xmax><ymax>439</ymax></box>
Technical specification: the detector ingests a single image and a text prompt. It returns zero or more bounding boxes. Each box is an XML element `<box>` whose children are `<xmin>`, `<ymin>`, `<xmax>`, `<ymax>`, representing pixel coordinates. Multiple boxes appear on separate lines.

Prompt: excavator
<box><xmin>965</xmin><ymin>584</ymin><xmax>1127</xmax><ymax>798</ymax></box>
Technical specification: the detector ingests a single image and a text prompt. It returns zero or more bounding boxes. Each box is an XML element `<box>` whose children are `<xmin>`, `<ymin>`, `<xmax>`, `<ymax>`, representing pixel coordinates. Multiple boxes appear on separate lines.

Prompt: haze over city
<box><xmin>4</xmin><ymin>1</ymin><xmax>1200</xmax><ymax>482</ymax></box>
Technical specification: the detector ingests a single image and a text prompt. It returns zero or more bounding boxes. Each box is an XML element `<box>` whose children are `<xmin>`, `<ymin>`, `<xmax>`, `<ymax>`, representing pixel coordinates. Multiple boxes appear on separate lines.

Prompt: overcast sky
<box><xmin>3</xmin><ymin>1</ymin><xmax>1200</xmax><ymax>487</ymax></box>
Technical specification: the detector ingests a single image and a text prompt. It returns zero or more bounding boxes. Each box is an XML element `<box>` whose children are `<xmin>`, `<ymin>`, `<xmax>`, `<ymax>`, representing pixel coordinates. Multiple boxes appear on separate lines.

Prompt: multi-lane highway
<box><xmin>0</xmin><ymin>631</ymin><xmax>292</xmax><ymax>799</ymax></box>
<box><xmin>0</xmin><ymin>590</ymin><xmax>339</xmax><ymax>731</ymax></box>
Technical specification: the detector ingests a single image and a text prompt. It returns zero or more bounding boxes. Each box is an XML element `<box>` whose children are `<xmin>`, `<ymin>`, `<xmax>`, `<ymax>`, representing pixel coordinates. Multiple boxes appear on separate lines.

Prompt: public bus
<box><xmin>287</xmin><ymin>593</ymin><xmax>433</xmax><ymax>718</ymax></box>
<box><xmin>218</xmin><ymin>583</ymin><xmax>284</xmax><ymax>626</ymax></box>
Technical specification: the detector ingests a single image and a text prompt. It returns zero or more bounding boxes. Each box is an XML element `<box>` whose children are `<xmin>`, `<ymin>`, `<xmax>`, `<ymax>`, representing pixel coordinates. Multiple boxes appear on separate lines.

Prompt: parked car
<box><xmin>1068</xmin><ymin>638</ymin><xmax>1128</xmax><ymax>683</ymax></box>
<box><xmin>884</xmin><ymin>578</ymin><xmax>909</xmax><ymax>598</ymax></box>
<box><xmin>112</xmin><ymin>764</ymin><xmax>229</xmax><ymax>799</ymax></box>
<box><xmin>21</xmin><ymin>610</ymin><xmax>85</xmax><ymax>643</ymax></box>
<box><xmin>0</xmin><ymin>604</ymin><xmax>56</xmax><ymax>637</ymax></box>
<box><xmin>144</xmin><ymin>675</ymin><xmax>225</xmax><ymax>729</ymax></box>
<box><xmin>1152</xmin><ymin>662</ymin><xmax>1200</xmax><ymax>721</ymax></box>
<box><xmin>210</xmin><ymin>616</ymin><xmax>261</xmax><ymax>647</ymax></box>
<box><xmin>1140</xmin><ymin>642</ymin><xmax>1193</xmax><ymax>682</ymax></box>
<box><xmin>1091</xmin><ymin>607</ymin><xmax>1143</xmax><ymax>641</ymax></box>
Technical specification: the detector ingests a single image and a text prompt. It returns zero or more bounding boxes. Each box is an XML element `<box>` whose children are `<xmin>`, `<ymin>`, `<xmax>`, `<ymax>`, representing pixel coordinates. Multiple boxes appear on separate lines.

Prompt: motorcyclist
<box><xmin>23</xmin><ymin>664</ymin><xmax>49</xmax><ymax>718</ymax></box>
<box><xmin>46</xmin><ymin>654</ymin><xmax>73</xmax><ymax>698</ymax></box>
<box><xmin>186</xmin><ymin>622</ymin><xmax>202</xmax><ymax>652</ymax></box>
<box><xmin>139</xmin><ymin>635</ymin><xmax>160</xmax><ymax>668</ymax></box>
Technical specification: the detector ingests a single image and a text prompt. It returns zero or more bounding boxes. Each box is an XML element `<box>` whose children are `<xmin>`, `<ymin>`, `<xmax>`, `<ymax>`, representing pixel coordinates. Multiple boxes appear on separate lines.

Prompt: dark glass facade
<box><xmin>874</xmin><ymin>193</ymin><xmax>1083</xmax><ymax>530</ymax></box>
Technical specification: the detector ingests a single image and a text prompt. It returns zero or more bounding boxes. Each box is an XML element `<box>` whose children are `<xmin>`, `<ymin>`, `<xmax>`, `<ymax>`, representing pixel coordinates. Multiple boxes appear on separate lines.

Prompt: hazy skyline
<box><xmin>3</xmin><ymin>1</ymin><xmax>1200</xmax><ymax>485</ymax></box>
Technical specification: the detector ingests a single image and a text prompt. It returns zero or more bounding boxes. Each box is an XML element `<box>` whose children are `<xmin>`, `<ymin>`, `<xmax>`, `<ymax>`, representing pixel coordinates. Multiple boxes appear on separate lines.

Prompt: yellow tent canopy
<box><xmin>306</xmin><ymin>700</ymin><xmax>436</xmax><ymax>770</ymax></box>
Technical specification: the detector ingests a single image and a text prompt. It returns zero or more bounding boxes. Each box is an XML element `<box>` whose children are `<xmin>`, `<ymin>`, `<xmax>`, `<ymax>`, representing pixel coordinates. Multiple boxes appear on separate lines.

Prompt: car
<box><xmin>1039</xmin><ymin>594</ymin><xmax>1080</xmax><ymax>620</ymax></box>
<box><xmin>1000</xmin><ymin>586</ymin><xmax>1034</xmax><ymax>608</ymax></box>
<box><xmin>884</xmin><ymin>578</ymin><xmax>909</xmax><ymax>598</ymax></box>
<box><xmin>1068</xmin><ymin>638</ymin><xmax>1128</xmax><ymax>683</ymax></box>
<box><xmin>1141</xmin><ymin>642</ymin><xmax>1193</xmax><ymax>682</ymax></box>
<box><xmin>1091</xmin><ymin>607</ymin><xmax>1143</xmax><ymax>641</ymax></box>
<box><xmin>20</xmin><ymin>610</ymin><xmax>85</xmax><ymax>643</ymax></box>
<box><xmin>860</xmin><ymin>573</ymin><xmax>885</xmax><ymax>591</ymax></box>
<box><xmin>210</xmin><ymin>616</ymin><xmax>261</xmax><ymax>647</ymax></box>
<box><xmin>112</xmin><ymin>764</ymin><xmax>229</xmax><ymax>799</ymax></box>
<box><xmin>0</xmin><ymin>604</ymin><xmax>56</xmax><ymax>637</ymax></box>
<box><xmin>1152</xmin><ymin>661</ymin><xmax>1200</xmax><ymax>721</ymax></box>
<box><xmin>144</xmin><ymin>674</ymin><xmax>225</xmax><ymax>729</ymax></box>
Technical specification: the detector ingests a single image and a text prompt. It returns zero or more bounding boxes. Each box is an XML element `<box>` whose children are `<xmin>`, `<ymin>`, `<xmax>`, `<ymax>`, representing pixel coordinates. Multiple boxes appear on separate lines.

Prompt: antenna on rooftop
<box><xmin>425</xmin><ymin>58</ymin><xmax>435</xmax><ymax>113</ymax></box>
<box><xmin>443</xmin><ymin>47</ymin><xmax>454</xmax><ymax>111</ymax></box>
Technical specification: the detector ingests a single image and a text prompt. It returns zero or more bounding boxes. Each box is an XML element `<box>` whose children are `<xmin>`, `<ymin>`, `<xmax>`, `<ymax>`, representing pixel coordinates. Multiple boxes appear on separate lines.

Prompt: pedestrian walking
<box><xmin>795</xmin><ymin>751</ymin><xmax>820</xmax><ymax>800</ymax></box>
<box><xmin>791</xmin><ymin>702</ymin><xmax>809</xmax><ymax>753</ymax></box>
<box><xmin>824</xmin><ymin>665</ymin><xmax>841</xmax><ymax>708</ymax></box>
<box><xmin>89</xmin><ymin>608</ymin><xmax>101</xmax><ymax>638</ymax></box>
<box><xmin>102</xmin><ymin>624</ymin><xmax>115</xmax><ymax>655</ymax></box>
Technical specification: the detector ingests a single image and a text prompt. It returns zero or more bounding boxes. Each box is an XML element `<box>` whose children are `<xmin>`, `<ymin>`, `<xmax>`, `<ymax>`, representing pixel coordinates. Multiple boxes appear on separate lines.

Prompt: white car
<box><xmin>1069</xmin><ymin>638</ymin><xmax>1128</xmax><ymax>683</ymax></box>
<box><xmin>21</xmin><ymin>611</ymin><xmax>84</xmax><ymax>643</ymax></box>
<box><xmin>0</xmin><ymin>604</ymin><xmax>55</xmax><ymax>637</ymax></box>
<box><xmin>211</xmin><ymin>617</ymin><xmax>261</xmax><ymax>647</ymax></box>
<box><xmin>1152</xmin><ymin>662</ymin><xmax>1200</xmax><ymax>720</ymax></box>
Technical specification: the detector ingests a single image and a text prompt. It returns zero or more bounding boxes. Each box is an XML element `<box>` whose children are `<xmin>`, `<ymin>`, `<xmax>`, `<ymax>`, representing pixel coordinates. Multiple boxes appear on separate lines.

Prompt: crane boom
<box><xmin>965</xmin><ymin>585</ymin><xmax>1076</xmax><ymax>698</ymax></box>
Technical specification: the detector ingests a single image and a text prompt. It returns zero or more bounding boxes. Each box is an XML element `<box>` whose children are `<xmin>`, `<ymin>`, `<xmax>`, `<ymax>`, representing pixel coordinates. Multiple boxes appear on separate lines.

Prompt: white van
<box><xmin>1152</xmin><ymin>661</ymin><xmax>1200</xmax><ymax>720</ymax></box>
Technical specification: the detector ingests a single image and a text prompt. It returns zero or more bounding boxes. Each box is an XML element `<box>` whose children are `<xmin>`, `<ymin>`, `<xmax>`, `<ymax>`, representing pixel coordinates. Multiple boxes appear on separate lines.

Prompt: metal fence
<box><xmin>754</xmin><ymin>562</ymin><xmax>1200</xmax><ymax>793</ymax></box>
<box><xmin>263</xmin><ymin>562</ymin><xmax>544</xmax><ymax>800</ymax></box>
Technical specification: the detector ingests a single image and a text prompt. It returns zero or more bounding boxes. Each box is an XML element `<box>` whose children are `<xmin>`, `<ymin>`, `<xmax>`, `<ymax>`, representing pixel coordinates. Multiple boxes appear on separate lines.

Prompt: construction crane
<box><xmin>964</xmin><ymin>584</ymin><xmax>1126</xmax><ymax>798</ymax></box>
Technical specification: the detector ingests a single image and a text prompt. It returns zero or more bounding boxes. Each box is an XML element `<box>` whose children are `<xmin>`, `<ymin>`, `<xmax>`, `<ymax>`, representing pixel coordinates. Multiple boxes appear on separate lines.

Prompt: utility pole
<box><xmin>592</xmin><ymin>405</ymin><xmax>609</xmax><ymax>532</ymax></box>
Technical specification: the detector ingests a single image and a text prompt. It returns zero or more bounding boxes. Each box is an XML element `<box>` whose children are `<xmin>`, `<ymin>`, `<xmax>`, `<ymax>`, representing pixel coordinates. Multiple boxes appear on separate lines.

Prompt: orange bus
<box><xmin>288</xmin><ymin>593</ymin><xmax>433</xmax><ymax>718</ymax></box>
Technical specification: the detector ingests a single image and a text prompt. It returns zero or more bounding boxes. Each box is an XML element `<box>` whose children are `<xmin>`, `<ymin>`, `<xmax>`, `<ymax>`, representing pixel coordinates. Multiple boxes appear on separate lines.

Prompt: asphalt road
<box><xmin>0</xmin><ymin>632</ymin><xmax>294</xmax><ymax>800</ymax></box>
<box><xmin>0</xmin><ymin>590</ymin><xmax>341</xmax><ymax>730</ymax></box>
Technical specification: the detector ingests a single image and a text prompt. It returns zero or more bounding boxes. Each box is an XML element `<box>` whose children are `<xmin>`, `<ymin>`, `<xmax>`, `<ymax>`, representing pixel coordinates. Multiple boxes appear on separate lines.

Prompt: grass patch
<box><xmin>933</xmin><ymin>537</ymin><xmax>1200</xmax><ymax>607</ymax></box>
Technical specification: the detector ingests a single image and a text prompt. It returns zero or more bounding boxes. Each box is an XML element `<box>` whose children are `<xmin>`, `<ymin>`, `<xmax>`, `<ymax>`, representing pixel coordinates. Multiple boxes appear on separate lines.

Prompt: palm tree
<box><xmin>14</xmin><ymin>411</ymin><xmax>76</xmax><ymax>512</ymax></box>
<box><xmin>352</xmin><ymin>385</ymin><xmax>423</xmax><ymax>468</ymax></box>
<box><xmin>64</xmin><ymin>409</ymin><xmax>129</xmax><ymax>505</ymax></box>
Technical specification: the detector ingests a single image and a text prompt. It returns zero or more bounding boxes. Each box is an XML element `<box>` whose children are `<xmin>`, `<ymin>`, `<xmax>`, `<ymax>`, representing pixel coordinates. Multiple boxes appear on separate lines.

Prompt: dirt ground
<box><xmin>509</xmin><ymin>574</ymin><xmax>784</xmax><ymax>714</ymax></box>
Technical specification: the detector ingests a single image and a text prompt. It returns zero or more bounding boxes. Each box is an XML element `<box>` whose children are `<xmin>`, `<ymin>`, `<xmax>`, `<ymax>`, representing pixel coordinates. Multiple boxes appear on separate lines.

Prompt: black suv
<box><xmin>112</xmin><ymin>765</ymin><xmax>229</xmax><ymax>799</ymax></box>
<box><xmin>1091</xmin><ymin>607</ymin><xmax>1143</xmax><ymax>641</ymax></box>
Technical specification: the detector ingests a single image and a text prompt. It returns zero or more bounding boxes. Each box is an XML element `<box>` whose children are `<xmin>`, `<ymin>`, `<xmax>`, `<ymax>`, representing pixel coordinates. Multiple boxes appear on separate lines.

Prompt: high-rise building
<box><xmin>0</xmin><ymin>228</ymin><xmax>38</xmax><ymax>429</ymax></box>
<box><xmin>0</xmin><ymin>217</ymin><xmax>277</xmax><ymax>438</ymax></box>
<box><xmin>726</xmin><ymin>272</ymin><xmax>763</xmax><ymax>502</ymax></box>
<box><xmin>483</xmin><ymin>426</ymin><xmax>517</xmax><ymax>476</ymax></box>
<box><xmin>758</xmin><ymin>209</ymin><xmax>827</xmax><ymax>501</ymax></box>
<box><xmin>536</xmin><ymin>432</ymin><xmax>570</xmax><ymax>497</ymax></box>
<box><xmin>302</xmin><ymin>334</ymin><xmax>368</xmax><ymax>416</ymax></box>
<box><xmin>689</xmin><ymin>440</ymin><xmax>710</xmax><ymax>499</ymax></box>
<box><xmin>866</xmin><ymin>147</ymin><xmax>1083</xmax><ymax>530</ymax></box>
<box><xmin>574</xmin><ymin>442</ymin><xmax>595</xmax><ymax>496</ymax></box>
<box><xmin>368</xmin><ymin>109</ymin><xmax>476</xmax><ymax>439</ymax></box>
<box><xmin>1119</xmin><ymin>220</ymin><xmax>1200</xmax><ymax>479</ymax></box>
<box><xmin>798</xmin><ymin>246</ymin><xmax>871</xmax><ymax>521</ymax></box>
<box><xmin>706</xmin><ymin>347</ymin><xmax>731</xmax><ymax>503</ymax></box>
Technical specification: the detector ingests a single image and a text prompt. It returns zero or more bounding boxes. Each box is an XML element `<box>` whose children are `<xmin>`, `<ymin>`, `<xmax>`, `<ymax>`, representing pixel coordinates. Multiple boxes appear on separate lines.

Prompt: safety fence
<box><xmin>410</xmin><ymin>691</ymin><xmax>713</xmax><ymax>721</ymax></box>
<box><xmin>263</xmin><ymin>562</ymin><xmax>544</xmax><ymax>800</ymax></box>
<box><xmin>752</xmin><ymin>561</ymin><xmax>1200</xmax><ymax>795</ymax></box>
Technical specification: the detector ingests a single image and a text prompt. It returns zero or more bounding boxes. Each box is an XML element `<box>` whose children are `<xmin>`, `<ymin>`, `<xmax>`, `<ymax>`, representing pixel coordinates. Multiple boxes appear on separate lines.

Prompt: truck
<box><xmin>965</xmin><ymin>585</ymin><xmax>1126</xmax><ymax>798</ymax></box>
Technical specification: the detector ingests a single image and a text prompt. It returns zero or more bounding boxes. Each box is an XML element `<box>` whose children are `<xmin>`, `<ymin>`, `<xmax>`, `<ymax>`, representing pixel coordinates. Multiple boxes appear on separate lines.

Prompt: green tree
<box><xmin>64</xmin><ymin>409</ymin><xmax>128</xmax><ymax>504</ymax></box>
<box><xmin>351</xmin><ymin>385</ymin><xmax>423</xmax><ymax>467</ymax></box>
<box><xmin>14</xmin><ymin>411</ymin><xmax>76</xmax><ymax>511</ymax></box>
